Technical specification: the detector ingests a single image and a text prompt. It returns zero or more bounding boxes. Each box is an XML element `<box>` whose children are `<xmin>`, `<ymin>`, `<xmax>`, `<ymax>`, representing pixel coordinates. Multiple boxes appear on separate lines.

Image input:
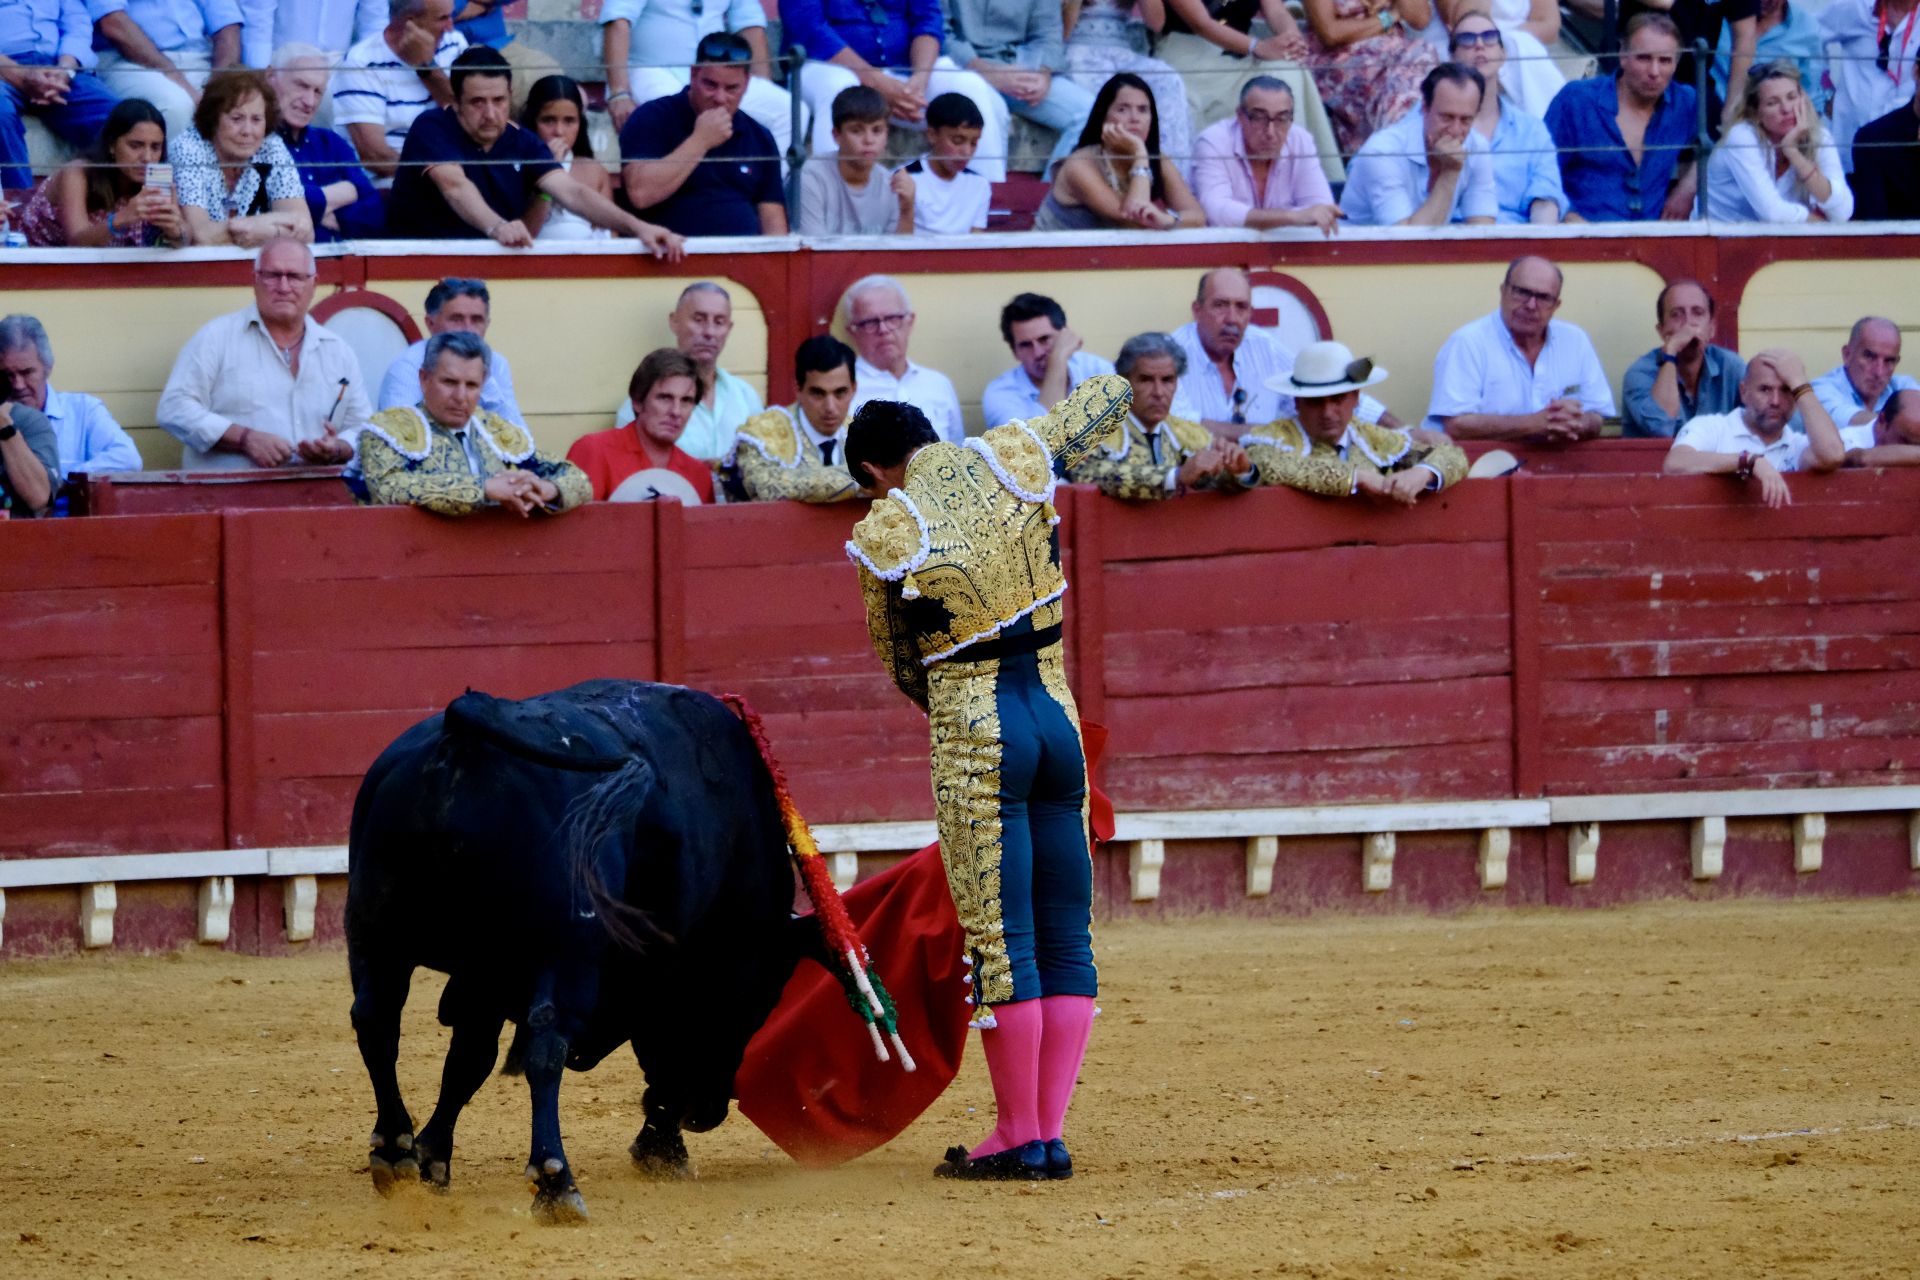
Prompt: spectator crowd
<box><xmin>2</xmin><ymin>251</ymin><xmax>1907</xmax><ymax>519</ymax></box>
<box><xmin>2</xmin><ymin>0</ymin><xmax>1918</xmax><ymax>247</ymax></box>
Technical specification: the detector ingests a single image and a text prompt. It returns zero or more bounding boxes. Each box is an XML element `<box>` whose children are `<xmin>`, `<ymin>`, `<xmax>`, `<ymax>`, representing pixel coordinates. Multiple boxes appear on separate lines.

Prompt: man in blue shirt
<box><xmin>451</xmin><ymin>0</ymin><xmax>558</xmax><ymax>113</ymax></box>
<box><xmin>0</xmin><ymin>0</ymin><xmax>121</xmax><ymax>191</ymax></box>
<box><xmin>600</xmin><ymin>0</ymin><xmax>793</xmax><ymax>167</ymax></box>
<box><xmin>388</xmin><ymin>45</ymin><xmax>684</xmax><ymax>254</ymax></box>
<box><xmin>89</xmin><ymin>0</ymin><xmax>241</xmax><ymax>142</ymax></box>
<box><xmin>782</xmin><ymin>0</ymin><xmax>1011</xmax><ymax>182</ymax></box>
<box><xmin>0</xmin><ymin>313</ymin><xmax>142</xmax><ymax>491</ymax></box>
<box><xmin>270</xmin><ymin>44</ymin><xmax>384</xmax><ymax>241</ymax></box>
<box><xmin>1621</xmin><ymin>279</ymin><xmax>1747</xmax><ymax>438</ymax></box>
<box><xmin>1545</xmin><ymin>12</ymin><xmax>1699</xmax><ymax>222</ymax></box>
<box><xmin>619</xmin><ymin>31</ymin><xmax>787</xmax><ymax>237</ymax></box>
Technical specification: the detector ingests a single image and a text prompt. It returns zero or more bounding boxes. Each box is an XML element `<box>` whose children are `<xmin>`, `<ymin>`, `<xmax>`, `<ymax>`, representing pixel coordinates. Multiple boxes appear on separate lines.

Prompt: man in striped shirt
<box><xmin>332</xmin><ymin>0</ymin><xmax>466</xmax><ymax>186</ymax></box>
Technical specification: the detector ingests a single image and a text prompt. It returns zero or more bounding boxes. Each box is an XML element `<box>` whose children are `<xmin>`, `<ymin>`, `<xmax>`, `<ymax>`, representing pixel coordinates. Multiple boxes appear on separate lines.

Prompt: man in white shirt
<box><xmin>1846</xmin><ymin>388</ymin><xmax>1920</xmax><ymax>467</ymax></box>
<box><xmin>613</xmin><ymin>282</ymin><xmax>764</xmax><ymax>461</ymax></box>
<box><xmin>1664</xmin><ymin>347</ymin><xmax>1844</xmax><ymax>507</ymax></box>
<box><xmin>1810</xmin><ymin>316</ymin><xmax>1920</xmax><ymax>448</ymax></box>
<box><xmin>1341</xmin><ymin>63</ymin><xmax>1498</xmax><ymax>228</ymax></box>
<box><xmin>157</xmin><ymin>237</ymin><xmax>374</xmax><ymax>470</ymax></box>
<box><xmin>842</xmin><ymin>274</ymin><xmax>966</xmax><ymax>444</ymax></box>
<box><xmin>240</xmin><ymin>0</ymin><xmax>384</xmax><ymax>70</ymax></box>
<box><xmin>379</xmin><ymin>277</ymin><xmax>521</xmax><ymax>422</ymax></box>
<box><xmin>1173</xmin><ymin>267</ymin><xmax>1388</xmax><ymax>436</ymax></box>
<box><xmin>981</xmin><ymin>293</ymin><xmax>1115</xmax><ymax>428</ymax></box>
<box><xmin>1426</xmin><ymin>255</ymin><xmax>1615</xmax><ymax>439</ymax></box>
<box><xmin>0</xmin><ymin>314</ymin><xmax>143</xmax><ymax>482</ymax></box>
<box><xmin>91</xmin><ymin>0</ymin><xmax>243</xmax><ymax>141</ymax></box>
<box><xmin>332</xmin><ymin>0</ymin><xmax>464</xmax><ymax>186</ymax></box>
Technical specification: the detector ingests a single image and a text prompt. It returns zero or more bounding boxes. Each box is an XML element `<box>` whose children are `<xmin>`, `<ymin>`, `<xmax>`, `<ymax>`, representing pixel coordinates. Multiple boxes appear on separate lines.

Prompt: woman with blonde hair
<box><xmin>1705</xmin><ymin>60</ymin><xmax>1853</xmax><ymax>223</ymax></box>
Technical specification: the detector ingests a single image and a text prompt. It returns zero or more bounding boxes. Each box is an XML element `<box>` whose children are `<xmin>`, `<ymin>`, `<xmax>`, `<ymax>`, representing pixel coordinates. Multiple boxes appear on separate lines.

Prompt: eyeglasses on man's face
<box><xmin>850</xmin><ymin>312</ymin><xmax>910</xmax><ymax>334</ymax></box>
<box><xmin>1239</xmin><ymin>108</ymin><xmax>1293</xmax><ymax>129</ymax></box>
<box><xmin>1503</xmin><ymin>282</ymin><xmax>1560</xmax><ymax>308</ymax></box>
<box><xmin>256</xmin><ymin>270</ymin><xmax>314</xmax><ymax>285</ymax></box>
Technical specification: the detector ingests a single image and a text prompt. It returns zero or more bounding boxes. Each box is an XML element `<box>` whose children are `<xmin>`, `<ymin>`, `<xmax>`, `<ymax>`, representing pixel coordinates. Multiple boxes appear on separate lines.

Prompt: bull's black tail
<box><xmin>560</xmin><ymin>756</ymin><xmax>668</xmax><ymax>953</ymax></box>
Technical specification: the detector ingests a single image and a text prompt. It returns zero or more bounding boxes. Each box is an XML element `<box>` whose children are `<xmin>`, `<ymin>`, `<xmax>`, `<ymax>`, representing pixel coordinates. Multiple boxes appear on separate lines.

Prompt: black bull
<box><xmin>346</xmin><ymin>680</ymin><xmax>823</xmax><ymax>1221</ymax></box>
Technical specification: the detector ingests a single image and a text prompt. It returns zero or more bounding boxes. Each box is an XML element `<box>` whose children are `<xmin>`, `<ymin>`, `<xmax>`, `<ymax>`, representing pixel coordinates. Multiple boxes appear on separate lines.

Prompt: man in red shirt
<box><xmin>566</xmin><ymin>348</ymin><xmax>717</xmax><ymax>503</ymax></box>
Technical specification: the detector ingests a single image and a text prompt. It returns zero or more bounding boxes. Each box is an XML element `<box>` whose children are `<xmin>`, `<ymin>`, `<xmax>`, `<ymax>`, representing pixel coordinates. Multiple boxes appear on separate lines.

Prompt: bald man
<box><xmin>1810</xmin><ymin>318</ymin><xmax>1920</xmax><ymax>449</ymax></box>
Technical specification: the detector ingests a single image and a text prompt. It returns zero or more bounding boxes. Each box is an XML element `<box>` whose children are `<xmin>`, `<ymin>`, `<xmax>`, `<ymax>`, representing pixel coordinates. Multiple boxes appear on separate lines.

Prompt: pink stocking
<box><xmin>968</xmin><ymin>999</ymin><xmax>1043</xmax><ymax>1159</ymax></box>
<box><xmin>1037</xmin><ymin>995</ymin><xmax>1095</xmax><ymax>1141</ymax></box>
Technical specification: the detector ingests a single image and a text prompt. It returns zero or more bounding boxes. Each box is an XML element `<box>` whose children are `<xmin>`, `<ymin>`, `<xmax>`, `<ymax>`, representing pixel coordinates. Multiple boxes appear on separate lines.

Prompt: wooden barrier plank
<box><xmin>0</xmin><ymin>585</ymin><xmax>218</xmax><ymax>661</ymax></box>
<box><xmin>1539</xmin><ymin>737</ymin><xmax>1920</xmax><ymax>792</ymax></box>
<box><xmin>0</xmin><ymin>514</ymin><xmax>218</xmax><ymax>593</ymax></box>
<box><xmin>1102</xmin><ymin>740</ymin><xmax>1514</xmax><ymax>810</ymax></box>
<box><xmin>1544</xmin><ymin>669</ymin><xmax>1920</xmax><ymax>712</ymax></box>
<box><xmin>1105</xmin><ymin>614</ymin><xmax>1511</xmax><ymax>698</ymax></box>
<box><xmin>1545</xmin><ymin>702</ymin><xmax>1920</xmax><ymax>750</ymax></box>
<box><xmin>1529</xmin><ymin>470</ymin><xmax>1920</xmax><ymax>512</ymax></box>
<box><xmin>682</xmin><ymin>502</ymin><xmax>860</xmax><ymax>570</ymax></box>
<box><xmin>251</xmin><ymin>642</ymin><xmax>659</xmax><ymax>715</ymax></box>
<box><xmin>1541</xmin><ymin>634</ymin><xmax>1920</xmax><ymax>681</ymax></box>
<box><xmin>252</xmin><ymin>571</ymin><xmax>654</xmax><ymax>650</ymax></box>
<box><xmin>243</xmin><ymin>504</ymin><xmax>658</xmax><ymax>582</ymax></box>
<box><xmin>252</xmin><ymin>708</ymin><xmax>442</xmax><ymax>781</ymax></box>
<box><xmin>682</xmin><ymin>621</ymin><xmax>878</xmax><ymax>668</ymax></box>
<box><xmin>2</xmin><ymin>716</ymin><xmax>222</xmax><ymax>793</ymax></box>
<box><xmin>1106</xmin><ymin>675</ymin><xmax>1511</xmax><ymax>756</ymax></box>
<box><xmin>2</xmin><ymin>788</ymin><xmax>223</xmax><ymax>857</ymax></box>
<box><xmin>1098</xmin><ymin>484</ymin><xmax>1508</xmax><ymax>561</ymax></box>
<box><xmin>249</xmin><ymin>777</ymin><xmax>361</xmax><ymax>848</ymax></box>
<box><xmin>0</xmin><ymin>652</ymin><xmax>222</xmax><ymax>722</ymax></box>
<box><xmin>683</xmin><ymin>561</ymin><xmax>871</xmax><ymax>633</ymax></box>
<box><xmin>1540</xmin><ymin>599</ymin><xmax>1920</xmax><ymax>646</ymax></box>
<box><xmin>1538</xmin><ymin>537</ymin><xmax>1920</xmax><ymax>590</ymax></box>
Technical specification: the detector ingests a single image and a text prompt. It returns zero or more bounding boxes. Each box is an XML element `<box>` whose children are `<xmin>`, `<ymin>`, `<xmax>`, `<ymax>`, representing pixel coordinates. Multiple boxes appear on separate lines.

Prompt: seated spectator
<box><xmin>156</xmin><ymin>237</ymin><xmax>372</xmax><ymax>470</ymax></box>
<box><xmin>1811</xmin><ymin>317</ymin><xmax>1919</xmax><ymax>446</ymax></box>
<box><xmin>1618</xmin><ymin>0</ymin><xmax>1755</xmax><ymax>129</ymax></box>
<box><xmin>1851</xmin><ymin>61</ymin><xmax>1920</xmax><ymax>220</ymax></box>
<box><xmin>1845</xmin><ymin>388</ymin><xmax>1920</xmax><ymax>464</ymax></box>
<box><xmin>90</xmin><ymin>0</ymin><xmax>241</xmax><ymax>142</ymax></box>
<box><xmin>1426</xmin><ymin>255</ymin><xmax>1614</xmax><ymax>440</ymax></box>
<box><xmin>170</xmin><ymin>68</ymin><xmax>312</xmax><ymax>245</ymax></box>
<box><xmin>1448</xmin><ymin>10</ymin><xmax>1564</xmax><ymax>224</ymax></box>
<box><xmin>0</xmin><ymin>393</ymin><xmax>57</xmax><ymax>517</ymax></box>
<box><xmin>1621</xmin><ymin>280</ymin><xmax>1746</xmax><ymax>438</ymax></box>
<box><xmin>1036</xmin><ymin>72</ymin><xmax>1204</xmax><ymax>230</ymax></box>
<box><xmin>361</xmin><ymin>330</ymin><xmax>590</xmax><ymax>516</ymax></box>
<box><xmin>613</xmin><ymin>282</ymin><xmax>764</xmax><ymax>460</ymax></box>
<box><xmin>599</xmin><ymin>0</ymin><xmax>795</xmax><ymax>163</ymax></box>
<box><xmin>1175</xmin><ymin>267</ymin><xmax>1389</xmax><ymax>434</ymax></box>
<box><xmin>729</xmin><ymin>335</ymin><xmax>863</xmax><ymax>503</ymax></box>
<box><xmin>1820</xmin><ymin>0</ymin><xmax>1915</xmax><ymax>173</ymax></box>
<box><xmin>983</xmin><ymin>292</ymin><xmax>1117</xmax><ymax>427</ymax></box>
<box><xmin>270</xmin><ymin>43</ymin><xmax>384</xmax><ymax>241</ymax></box>
<box><xmin>796</xmin><ymin>86</ymin><xmax>911</xmax><ymax>236</ymax></box>
<box><xmin>944</xmin><ymin>0</ymin><xmax>1095</xmax><ymax>175</ymax></box>
<box><xmin>897</xmin><ymin>92</ymin><xmax>992</xmax><ymax>234</ymax></box>
<box><xmin>843</xmin><ymin>275</ymin><xmax>966</xmax><ymax>444</ymax></box>
<box><xmin>1062</xmin><ymin>0</ymin><xmax>1193</xmax><ymax>174</ymax></box>
<box><xmin>1342</xmin><ymin>62</ymin><xmax>1496</xmax><ymax>227</ymax></box>
<box><xmin>1068</xmin><ymin>330</ymin><xmax>1251</xmax><ymax>499</ymax></box>
<box><xmin>452</xmin><ymin>0</ymin><xmax>559</xmax><ymax>114</ymax></box>
<box><xmin>1191</xmin><ymin>77</ymin><xmax>1339</xmax><ymax>234</ymax></box>
<box><xmin>245</xmin><ymin>1</ymin><xmax>386</xmax><ymax>71</ymax></box>
<box><xmin>379</xmin><ymin>278</ymin><xmax>521</xmax><ymax>423</ymax></box>
<box><xmin>1545</xmin><ymin>14</ymin><xmax>1698</xmax><ymax>221</ymax></box>
<box><xmin>1245</xmin><ymin>341</ymin><xmax>1466</xmax><ymax>502</ymax></box>
<box><xmin>1707</xmin><ymin>61</ymin><xmax>1852</xmax><ymax>223</ymax></box>
<box><xmin>1419</xmin><ymin>0</ymin><xmax>1563</xmax><ymax>117</ymax></box>
<box><xmin>0</xmin><ymin>314</ymin><xmax>142</xmax><ymax>488</ymax></box>
<box><xmin>1663</xmin><ymin>348</ymin><xmax>1844</xmax><ymax>507</ymax></box>
<box><xmin>783</xmin><ymin>0</ymin><xmax>1012</xmax><ymax>182</ymax></box>
<box><xmin>1714</xmin><ymin>0</ymin><xmax>1827</xmax><ymax>119</ymax></box>
<box><xmin>19</xmin><ymin>97</ymin><xmax>185</xmax><ymax>246</ymax></box>
<box><xmin>0</xmin><ymin>0</ymin><xmax>120</xmax><ymax>192</ymax></box>
<box><xmin>1155</xmin><ymin>0</ymin><xmax>1343</xmax><ymax>184</ymax></box>
<box><xmin>1301</xmin><ymin>0</ymin><xmax>1439</xmax><ymax>156</ymax></box>
<box><xmin>618</xmin><ymin>32</ymin><xmax>787</xmax><ymax>238</ymax></box>
<box><xmin>520</xmin><ymin>75</ymin><xmax>612</xmax><ymax>242</ymax></box>
<box><xmin>389</xmin><ymin>47</ymin><xmax>683</xmax><ymax>253</ymax></box>
<box><xmin>332</xmin><ymin>0</ymin><xmax>463</xmax><ymax>187</ymax></box>
<box><xmin>567</xmin><ymin>348</ymin><xmax>717</xmax><ymax>504</ymax></box>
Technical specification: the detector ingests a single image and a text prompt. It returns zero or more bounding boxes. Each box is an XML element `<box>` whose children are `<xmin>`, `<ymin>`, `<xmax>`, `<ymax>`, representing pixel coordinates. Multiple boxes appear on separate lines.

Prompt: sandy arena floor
<box><xmin>2</xmin><ymin>899</ymin><xmax>1916</xmax><ymax>1279</ymax></box>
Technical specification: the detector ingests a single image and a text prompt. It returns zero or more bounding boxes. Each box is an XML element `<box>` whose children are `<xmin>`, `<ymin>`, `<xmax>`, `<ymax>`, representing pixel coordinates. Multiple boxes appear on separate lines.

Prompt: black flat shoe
<box><xmin>1044</xmin><ymin>1138</ymin><xmax>1073</xmax><ymax>1180</ymax></box>
<box><xmin>933</xmin><ymin>1140</ymin><xmax>1049</xmax><ymax>1181</ymax></box>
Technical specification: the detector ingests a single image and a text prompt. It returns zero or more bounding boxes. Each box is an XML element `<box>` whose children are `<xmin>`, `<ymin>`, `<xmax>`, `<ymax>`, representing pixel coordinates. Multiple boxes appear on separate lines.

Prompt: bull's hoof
<box><xmin>416</xmin><ymin>1136</ymin><xmax>451</xmax><ymax>1191</ymax></box>
<box><xmin>527</xmin><ymin>1158</ymin><xmax>588</xmax><ymax>1224</ymax></box>
<box><xmin>368</xmin><ymin>1131</ymin><xmax>419</xmax><ymax>1196</ymax></box>
<box><xmin>629</xmin><ymin>1125</ymin><xmax>693</xmax><ymax>1180</ymax></box>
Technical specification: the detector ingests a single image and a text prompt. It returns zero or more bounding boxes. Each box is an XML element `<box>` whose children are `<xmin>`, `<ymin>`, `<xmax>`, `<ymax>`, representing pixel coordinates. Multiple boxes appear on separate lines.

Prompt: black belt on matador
<box><xmin>941</xmin><ymin>622</ymin><xmax>1064</xmax><ymax>665</ymax></box>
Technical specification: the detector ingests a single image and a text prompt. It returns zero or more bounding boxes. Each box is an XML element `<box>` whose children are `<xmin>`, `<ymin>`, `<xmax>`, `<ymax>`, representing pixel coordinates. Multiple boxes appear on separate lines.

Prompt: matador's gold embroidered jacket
<box><xmin>1064</xmin><ymin>412</ymin><xmax>1218</xmax><ymax>500</ymax></box>
<box><xmin>359</xmin><ymin>406</ymin><xmax>591</xmax><ymax>516</ymax></box>
<box><xmin>846</xmin><ymin>376</ymin><xmax>1132</xmax><ymax>708</ymax></box>
<box><xmin>728</xmin><ymin>406</ymin><xmax>860</xmax><ymax>503</ymax></box>
<box><xmin>1241</xmin><ymin>419</ymin><xmax>1468</xmax><ymax>497</ymax></box>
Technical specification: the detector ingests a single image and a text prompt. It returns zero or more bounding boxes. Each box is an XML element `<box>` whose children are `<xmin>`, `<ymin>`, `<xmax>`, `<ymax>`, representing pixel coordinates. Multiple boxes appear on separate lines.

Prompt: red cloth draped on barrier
<box><xmin>735</xmin><ymin>723</ymin><xmax>1114</xmax><ymax>1167</ymax></box>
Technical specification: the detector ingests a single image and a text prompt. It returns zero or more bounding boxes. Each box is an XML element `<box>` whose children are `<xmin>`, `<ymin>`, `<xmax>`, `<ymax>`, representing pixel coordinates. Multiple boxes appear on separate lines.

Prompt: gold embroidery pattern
<box><xmin>927</xmin><ymin>656</ymin><xmax>1010</xmax><ymax>1005</ymax></box>
<box><xmin>857</xmin><ymin>567</ymin><xmax>929</xmax><ymax>710</ymax></box>
<box><xmin>1243</xmin><ymin>419</ymin><xmax>1468</xmax><ymax>497</ymax></box>
<box><xmin>360</xmin><ymin>409</ymin><xmax>591</xmax><ymax>516</ymax></box>
<box><xmin>1067</xmin><ymin>414</ymin><xmax>1214</xmax><ymax>501</ymax></box>
<box><xmin>733</xmin><ymin>408</ymin><xmax>860</xmax><ymax>504</ymax></box>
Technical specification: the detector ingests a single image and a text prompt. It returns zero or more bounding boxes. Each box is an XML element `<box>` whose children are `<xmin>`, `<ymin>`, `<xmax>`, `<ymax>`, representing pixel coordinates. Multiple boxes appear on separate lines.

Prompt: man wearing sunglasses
<box><xmin>842</xmin><ymin>274</ymin><xmax>966</xmax><ymax>445</ymax></box>
<box><xmin>1426</xmin><ymin>255</ymin><xmax>1613</xmax><ymax>442</ymax></box>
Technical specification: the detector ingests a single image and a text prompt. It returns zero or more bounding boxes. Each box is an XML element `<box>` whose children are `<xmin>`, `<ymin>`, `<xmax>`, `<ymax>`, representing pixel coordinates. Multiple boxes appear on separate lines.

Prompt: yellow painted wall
<box><xmin>1737</xmin><ymin>259</ymin><xmax>1920</xmax><ymax>375</ymax></box>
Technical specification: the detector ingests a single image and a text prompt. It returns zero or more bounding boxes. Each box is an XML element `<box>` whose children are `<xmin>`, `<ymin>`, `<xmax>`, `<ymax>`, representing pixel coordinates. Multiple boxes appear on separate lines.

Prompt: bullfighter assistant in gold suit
<box><xmin>846</xmin><ymin>377</ymin><xmax>1130</xmax><ymax>1183</ymax></box>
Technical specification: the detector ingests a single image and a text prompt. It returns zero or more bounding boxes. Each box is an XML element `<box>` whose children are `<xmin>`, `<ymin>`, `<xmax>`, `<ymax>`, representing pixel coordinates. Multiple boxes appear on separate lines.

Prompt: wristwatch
<box><xmin>1655</xmin><ymin>350</ymin><xmax>1678</xmax><ymax>366</ymax></box>
<box><xmin>1734</xmin><ymin>450</ymin><xmax>1754</xmax><ymax>481</ymax></box>
<box><xmin>0</xmin><ymin>422</ymin><xmax>16</xmax><ymax>443</ymax></box>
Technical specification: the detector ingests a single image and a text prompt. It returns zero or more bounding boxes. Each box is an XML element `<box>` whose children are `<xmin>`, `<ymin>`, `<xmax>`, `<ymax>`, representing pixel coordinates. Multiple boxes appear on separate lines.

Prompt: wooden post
<box><xmin>1245</xmin><ymin>835</ymin><xmax>1277</xmax><ymax>897</ymax></box>
<box><xmin>80</xmin><ymin>882</ymin><xmax>116</xmax><ymax>948</ymax></box>
<box><xmin>653</xmin><ymin>498</ymin><xmax>686</xmax><ymax>685</ymax></box>
<box><xmin>1691</xmin><ymin>815</ymin><xmax>1726</xmax><ymax>880</ymax></box>
<box><xmin>283</xmin><ymin>875</ymin><xmax>317</xmax><ymax>943</ymax></box>
<box><xmin>1478</xmin><ymin>827</ymin><xmax>1511</xmax><ymax>890</ymax></box>
<box><xmin>1362</xmin><ymin>832</ymin><xmax>1395</xmax><ymax>892</ymax></box>
<box><xmin>1508</xmin><ymin>477</ymin><xmax>1545</xmax><ymax>798</ymax></box>
<box><xmin>198</xmin><ymin>876</ymin><xmax>235</xmax><ymax>944</ymax></box>
<box><xmin>829</xmin><ymin>853</ymin><xmax>858</xmax><ymax>892</ymax></box>
<box><xmin>220</xmin><ymin>513</ymin><xmax>255</xmax><ymax>848</ymax></box>
<box><xmin>1792</xmin><ymin>814</ymin><xmax>1825</xmax><ymax>874</ymax></box>
<box><xmin>1128</xmin><ymin>839</ymin><xmax>1164</xmax><ymax>901</ymax></box>
<box><xmin>1568</xmin><ymin>822</ymin><xmax>1600</xmax><ymax>884</ymax></box>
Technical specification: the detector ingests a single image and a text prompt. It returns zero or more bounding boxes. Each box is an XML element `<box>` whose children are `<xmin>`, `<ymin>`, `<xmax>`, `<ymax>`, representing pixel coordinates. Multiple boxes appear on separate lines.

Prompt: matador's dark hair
<box><xmin>844</xmin><ymin>400</ymin><xmax>938</xmax><ymax>490</ymax></box>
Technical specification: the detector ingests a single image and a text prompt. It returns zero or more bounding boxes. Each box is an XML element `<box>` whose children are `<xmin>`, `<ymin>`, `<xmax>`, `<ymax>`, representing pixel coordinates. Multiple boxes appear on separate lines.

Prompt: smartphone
<box><xmin>145</xmin><ymin>163</ymin><xmax>173</xmax><ymax>190</ymax></box>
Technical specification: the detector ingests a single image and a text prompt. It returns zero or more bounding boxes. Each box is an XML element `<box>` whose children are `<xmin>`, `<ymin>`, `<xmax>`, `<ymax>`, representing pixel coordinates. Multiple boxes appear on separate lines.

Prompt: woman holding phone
<box><xmin>20</xmin><ymin>98</ymin><xmax>188</xmax><ymax>247</ymax></box>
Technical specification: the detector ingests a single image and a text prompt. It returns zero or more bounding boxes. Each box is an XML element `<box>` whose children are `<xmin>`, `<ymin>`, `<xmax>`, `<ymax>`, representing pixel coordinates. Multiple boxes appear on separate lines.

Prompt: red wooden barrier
<box><xmin>87</xmin><ymin>468</ymin><xmax>358</xmax><ymax>516</ymax></box>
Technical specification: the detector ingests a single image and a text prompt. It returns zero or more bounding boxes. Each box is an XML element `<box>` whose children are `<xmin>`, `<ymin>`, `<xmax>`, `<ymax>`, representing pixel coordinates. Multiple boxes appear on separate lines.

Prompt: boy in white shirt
<box><xmin>898</xmin><ymin>93</ymin><xmax>992</xmax><ymax>235</ymax></box>
<box><xmin>796</xmin><ymin>85</ymin><xmax>913</xmax><ymax>236</ymax></box>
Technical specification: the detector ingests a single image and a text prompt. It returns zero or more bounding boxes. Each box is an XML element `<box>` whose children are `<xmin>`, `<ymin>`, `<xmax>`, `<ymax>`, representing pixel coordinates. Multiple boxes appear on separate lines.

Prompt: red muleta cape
<box><xmin>734</xmin><ymin>723</ymin><xmax>1114</xmax><ymax>1167</ymax></box>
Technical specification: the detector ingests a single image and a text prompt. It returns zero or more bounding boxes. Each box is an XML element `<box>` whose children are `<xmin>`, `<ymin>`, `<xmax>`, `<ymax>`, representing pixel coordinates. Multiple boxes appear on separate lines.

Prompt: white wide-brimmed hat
<box><xmin>1267</xmin><ymin>340</ymin><xmax>1390</xmax><ymax>397</ymax></box>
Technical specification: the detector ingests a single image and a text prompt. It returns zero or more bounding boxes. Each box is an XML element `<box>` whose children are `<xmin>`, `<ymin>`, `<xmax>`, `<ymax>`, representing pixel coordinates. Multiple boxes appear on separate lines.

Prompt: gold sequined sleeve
<box><xmin>522</xmin><ymin>452</ymin><xmax>593</xmax><ymax>511</ymax></box>
<box><xmin>739</xmin><ymin>444</ymin><xmax>861</xmax><ymax>503</ymax></box>
<box><xmin>1029</xmin><ymin>374</ymin><xmax>1132</xmax><ymax>472</ymax></box>
<box><xmin>360</xmin><ymin>431</ymin><xmax>490</xmax><ymax>516</ymax></box>
<box><xmin>1408</xmin><ymin>440</ymin><xmax>1468</xmax><ymax>489</ymax></box>
<box><xmin>1244</xmin><ymin>443</ymin><xmax>1357</xmax><ymax>498</ymax></box>
<box><xmin>1064</xmin><ymin>448</ymin><xmax>1176</xmax><ymax>501</ymax></box>
<box><xmin>858</xmin><ymin>565</ymin><xmax>928</xmax><ymax>711</ymax></box>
